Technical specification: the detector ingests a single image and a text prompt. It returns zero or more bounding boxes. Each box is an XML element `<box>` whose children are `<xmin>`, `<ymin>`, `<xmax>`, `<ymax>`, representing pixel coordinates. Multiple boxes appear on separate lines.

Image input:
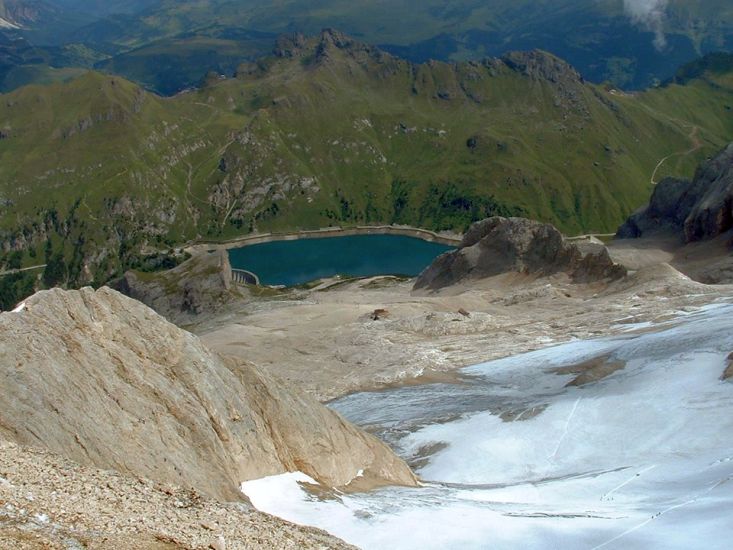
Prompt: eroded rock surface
<box><xmin>115</xmin><ymin>250</ymin><xmax>246</xmax><ymax>324</ymax></box>
<box><xmin>414</xmin><ymin>217</ymin><xmax>625</xmax><ymax>291</ymax></box>
<box><xmin>618</xmin><ymin>143</ymin><xmax>733</xmax><ymax>242</ymax></box>
<box><xmin>0</xmin><ymin>287</ymin><xmax>417</xmax><ymax>503</ymax></box>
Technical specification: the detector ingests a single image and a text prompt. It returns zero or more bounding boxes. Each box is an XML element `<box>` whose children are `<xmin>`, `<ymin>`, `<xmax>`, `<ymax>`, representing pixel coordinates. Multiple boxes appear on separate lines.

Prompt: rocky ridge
<box><xmin>414</xmin><ymin>217</ymin><xmax>626</xmax><ymax>291</ymax></box>
<box><xmin>114</xmin><ymin>250</ymin><xmax>244</xmax><ymax>324</ymax></box>
<box><xmin>617</xmin><ymin>142</ymin><xmax>733</xmax><ymax>242</ymax></box>
<box><xmin>0</xmin><ymin>287</ymin><xmax>417</xmax><ymax>504</ymax></box>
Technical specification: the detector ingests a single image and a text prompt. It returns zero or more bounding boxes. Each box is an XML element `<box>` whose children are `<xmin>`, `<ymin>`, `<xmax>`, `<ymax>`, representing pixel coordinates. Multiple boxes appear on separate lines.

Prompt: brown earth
<box><xmin>0</xmin><ymin>440</ymin><xmax>353</xmax><ymax>550</ymax></box>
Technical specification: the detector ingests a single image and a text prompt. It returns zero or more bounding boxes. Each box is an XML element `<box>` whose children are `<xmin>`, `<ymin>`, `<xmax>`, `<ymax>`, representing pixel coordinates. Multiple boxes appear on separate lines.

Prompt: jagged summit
<box><xmin>270</xmin><ymin>30</ymin><xmax>584</xmax><ymax>79</ymax></box>
<box><xmin>271</xmin><ymin>28</ymin><xmax>396</xmax><ymax>67</ymax></box>
<box><xmin>0</xmin><ymin>0</ymin><xmax>48</xmax><ymax>28</ymax></box>
<box><xmin>501</xmin><ymin>49</ymin><xmax>584</xmax><ymax>84</ymax></box>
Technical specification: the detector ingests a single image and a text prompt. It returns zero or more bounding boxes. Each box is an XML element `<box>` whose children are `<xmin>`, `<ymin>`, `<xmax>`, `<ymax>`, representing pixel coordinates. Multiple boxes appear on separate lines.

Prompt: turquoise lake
<box><xmin>228</xmin><ymin>234</ymin><xmax>454</xmax><ymax>287</ymax></box>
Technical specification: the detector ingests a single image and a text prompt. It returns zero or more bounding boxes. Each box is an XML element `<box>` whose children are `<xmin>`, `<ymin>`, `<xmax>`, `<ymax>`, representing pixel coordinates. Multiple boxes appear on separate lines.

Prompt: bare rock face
<box><xmin>501</xmin><ymin>50</ymin><xmax>582</xmax><ymax>84</ymax></box>
<box><xmin>684</xmin><ymin>144</ymin><xmax>733</xmax><ymax>241</ymax></box>
<box><xmin>617</xmin><ymin>143</ymin><xmax>733</xmax><ymax>242</ymax></box>
<box><xmin>0</xmin><ymin>287</ymin><xmax>417</xmax><ymax>502</ymax></box>
<box><xmin>414</xmin><ymin>217</ymin><xmax>625</xmax><ymax>291</ymax></box>
<box><xmin>114</xmin><ymin>250</ymin><xmax>244</xmax><ymax>324</ymax></box>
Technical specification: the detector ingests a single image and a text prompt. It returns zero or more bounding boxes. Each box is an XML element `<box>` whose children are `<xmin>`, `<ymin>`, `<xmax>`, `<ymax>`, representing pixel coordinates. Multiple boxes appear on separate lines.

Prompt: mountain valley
<box><xmin>1</xmin><ymin>31</ymin><xmax>733</xmax><ymax>310</ymax></box>
<box><xmin>1</xmin><ymin>3</ymin><xmax>733</xmax><ymax>549</ymax></box>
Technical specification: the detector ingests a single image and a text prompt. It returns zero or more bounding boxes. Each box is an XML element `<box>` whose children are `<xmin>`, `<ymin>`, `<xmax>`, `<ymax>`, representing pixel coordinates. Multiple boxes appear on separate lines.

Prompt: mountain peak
<box><xmin>315</xmin><ymin>28</ymin><xmax>376</xmax><ymax>62</ymax></box>
<box><xmin>272</xmin><ymin>32</ymin><xmax>307</xmax><ymax>58</ymax></box>
<box><xmin>0</xmin><ymin>0</ymin><xmax>53</xmax><ymax>28</ymax></box>
<box><xmin>501</xmin><ymin>49</ymin><xmax>583</xmax><ymax>84</ymax></box>
<box><xmin>318</xmin><ymin>27</ymin><xmax>355</xmax><ymax>48</ymax></box>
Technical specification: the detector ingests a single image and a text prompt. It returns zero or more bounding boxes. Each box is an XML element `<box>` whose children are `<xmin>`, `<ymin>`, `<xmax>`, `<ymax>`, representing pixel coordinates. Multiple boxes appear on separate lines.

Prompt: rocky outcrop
<box><xmin>501</xmin><ymin>50</ymin><xmax>583</xmax><ymax>84</ymax></box>
<box><xmin>114</xmin><ymin>250</ymin><xmax>243</xmax><ymax>324</ymax></box>
<box><xmin>0</xmin><ymin>287</ymin><xmax>417</xmax><ymax>502</ymax></box>
<box><xmin>617</xmin><ymin>143</ymin><xmax>733</xmax><ymax>242</ymax></box>
<box><xmin>414</xmin><ymin>217</ymin><xmax>625</xmax><ymax>291</ymax></box>
<box><xmin>273</xmin><ymin>32</ymin><xmax>307</xmax><ymax>58</ymax></box>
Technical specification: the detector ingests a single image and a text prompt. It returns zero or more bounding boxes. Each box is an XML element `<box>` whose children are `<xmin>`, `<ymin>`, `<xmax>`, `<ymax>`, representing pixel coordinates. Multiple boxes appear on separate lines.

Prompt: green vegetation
<box><xmin>0</xmin><ymin>35</ymin><xmax>732</xmax><ymax>308</ymax></box>
<box><xmin>0</xmin><ymin>271</ymin><xmax>36</xmax><ymax>311</ymax></box>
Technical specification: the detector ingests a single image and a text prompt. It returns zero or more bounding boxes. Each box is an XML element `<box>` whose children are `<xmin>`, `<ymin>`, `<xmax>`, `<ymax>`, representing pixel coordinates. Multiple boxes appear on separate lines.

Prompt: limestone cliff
<box><xmin>414</xmin><ymin>217</ymin><xmax>625</xmax><ymax>291</ymax></box>
<box><xmin>0</xmin><ymin>287</ymin><xmax>417</xmax><ymax>502</ymax></box>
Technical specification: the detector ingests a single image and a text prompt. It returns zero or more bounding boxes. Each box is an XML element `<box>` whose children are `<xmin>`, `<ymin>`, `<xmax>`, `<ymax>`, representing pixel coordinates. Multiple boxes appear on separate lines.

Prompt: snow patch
<box><xmin>0</xmin><ymin>17</ymin><xmax>20</xmax><ymax>29</ymax></box>
<box><xmin>245</xmin><ymin>303</ymin><xmax>733</xmax><ymax>549</ymax></box>
<box><xmin>241</xmin><ymin>472</ymin><xmax>319</xmax><ymax>512</ymax></box>
<box><xmin>345</xmin><ymin>469</ymin><xmax>364</xmax><ymax>486</ymax></box>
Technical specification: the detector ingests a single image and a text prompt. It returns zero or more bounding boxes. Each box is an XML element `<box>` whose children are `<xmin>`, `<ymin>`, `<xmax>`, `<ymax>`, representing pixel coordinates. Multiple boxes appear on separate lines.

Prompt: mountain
<box><xmin>0</xmin><ymin>286</ymin><xmax>417</xmax><ymax>500</ymax></box>
<box><xmin>0</xmin><ymin>0</ymin><xmax>730</xmax><ymax>95</ymax></box>
<box><xmin>0</xmin><ymin>0</ymin><xmax>91</xmax><ymax>40</ymax></box>
<box><xmin>66</xmin><ymin>0</ymin><xmax>733</xmax><ymax>93</ymax></box>
<box><xmin>0</xmin><ymin>0</ymin><xmax>51</xmax><ymax>28</ymax></box>
<box><xmin>0</xmin><ymin>34</ymin><xmax>732</xmax><ymax>307</ymax></box>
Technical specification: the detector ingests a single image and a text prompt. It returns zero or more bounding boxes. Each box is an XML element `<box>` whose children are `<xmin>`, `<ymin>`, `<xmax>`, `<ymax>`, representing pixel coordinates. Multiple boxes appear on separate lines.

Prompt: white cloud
<box><xmin>623</xmin><ymin>0</ymin><xmax>669</xmax><ymax>50</ymax></box>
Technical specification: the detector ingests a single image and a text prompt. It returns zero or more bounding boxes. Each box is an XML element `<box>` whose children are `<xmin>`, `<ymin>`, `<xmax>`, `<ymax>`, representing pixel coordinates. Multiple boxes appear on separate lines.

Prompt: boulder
<box><xmin>414</xmin><ymin>217</ymin><xmax>625</xmax><ymax>291</ymax></box>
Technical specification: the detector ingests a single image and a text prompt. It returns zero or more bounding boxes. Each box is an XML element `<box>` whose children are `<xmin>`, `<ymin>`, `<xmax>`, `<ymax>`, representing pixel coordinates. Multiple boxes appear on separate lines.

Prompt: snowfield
<box><xmin>242</xmin><ymin>302</ymin><xmax>733</xmax><ymax>549</ymax></box>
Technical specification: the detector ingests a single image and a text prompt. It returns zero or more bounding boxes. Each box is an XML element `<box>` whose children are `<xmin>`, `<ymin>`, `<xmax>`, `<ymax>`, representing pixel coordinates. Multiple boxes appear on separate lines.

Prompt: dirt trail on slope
<box><xmin>651</xmin><ymin>125</ymin><xmax>703</xmax><ymax>184</ymax></box>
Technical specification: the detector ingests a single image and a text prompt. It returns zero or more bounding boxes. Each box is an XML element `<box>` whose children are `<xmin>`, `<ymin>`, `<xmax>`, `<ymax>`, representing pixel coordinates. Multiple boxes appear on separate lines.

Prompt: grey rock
<box><xmin>617</xmin><ymin>143</ymin><xmax>733</xmax><ymax>242</ymax></box>
<box><xmin>616</xmin><ymin>177</ymin><xmax>693</xmax><ymax>238</ymax></box>
<box><xmin>114</xmin><ymin>250</ymin><xmax>243</xmax><ymax>324</ymax></box>
<box><xmin>414</xmin><ymin>217</ymin><xmax>625</xmax><ymax>291</ymax></box>
<box><xmin>501</xmin><ymin>50</ymin><xmax>582</xmax><ymax>84</ymax></box>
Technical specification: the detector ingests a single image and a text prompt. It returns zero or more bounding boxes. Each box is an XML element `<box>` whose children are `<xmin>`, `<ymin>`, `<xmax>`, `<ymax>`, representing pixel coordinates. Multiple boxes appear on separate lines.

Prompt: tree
<box><xmin>43</xmin><ymin>252</ymin><xmax>67</xmax><ymax>288</ymax></box>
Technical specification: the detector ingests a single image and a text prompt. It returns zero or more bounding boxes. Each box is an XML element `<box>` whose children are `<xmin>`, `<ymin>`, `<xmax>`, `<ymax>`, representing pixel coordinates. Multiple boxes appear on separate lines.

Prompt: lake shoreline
<box><xmin>225</xmin><ymin>233</ymin><xmax>455</xmax><ymax>287</ymax></box>
<box><xmin>186</xmin><ymin>225</ymin><xmax>463</xmax><ymax>254</ymax></box>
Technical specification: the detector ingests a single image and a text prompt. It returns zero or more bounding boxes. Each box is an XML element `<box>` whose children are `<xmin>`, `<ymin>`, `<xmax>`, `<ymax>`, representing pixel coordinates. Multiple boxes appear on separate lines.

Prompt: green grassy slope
<box><xmin>0</xmin><ymin>34</ymin><xmax>731</xmax><ymax>296</ymax></box>
<box><xmin>95</xmin><ymin>27</ymin><xmax>277</xmax><ymax>95</ymax></box>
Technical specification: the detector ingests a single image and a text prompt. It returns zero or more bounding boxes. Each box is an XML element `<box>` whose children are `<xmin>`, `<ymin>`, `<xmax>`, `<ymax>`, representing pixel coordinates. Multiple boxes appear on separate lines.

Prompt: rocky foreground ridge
<box><xmin>414</xmin><ymin>216</ymin><xmax>626</xmax><ymax>291</ymax></box>
<box><xmin>0</xmin><ymin>287</ymin><xmax>416</xmax><ymax>507</ymax></box>
<box><xmin>0</xmin><ymin>440</ymin><xmax>353</xmax><ymax>549</ymax></box>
